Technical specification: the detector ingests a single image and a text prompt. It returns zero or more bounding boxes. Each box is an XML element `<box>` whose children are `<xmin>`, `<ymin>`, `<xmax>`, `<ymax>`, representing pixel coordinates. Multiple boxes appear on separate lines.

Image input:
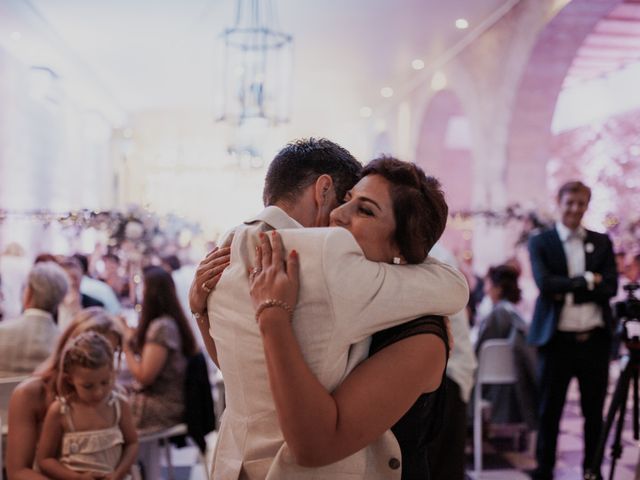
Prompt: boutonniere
<box><xmin>585</xmin><ymin>242</ymin><xmax>594</xmax><ymax>253</ymax></box>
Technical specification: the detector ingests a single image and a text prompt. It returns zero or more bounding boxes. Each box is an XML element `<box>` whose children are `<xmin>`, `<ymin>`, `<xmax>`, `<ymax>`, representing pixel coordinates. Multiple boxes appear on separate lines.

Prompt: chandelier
<box><xmin>219</xmin><ymin>0</ymin><xmax>293</xmax><ymax>126</ymax></box>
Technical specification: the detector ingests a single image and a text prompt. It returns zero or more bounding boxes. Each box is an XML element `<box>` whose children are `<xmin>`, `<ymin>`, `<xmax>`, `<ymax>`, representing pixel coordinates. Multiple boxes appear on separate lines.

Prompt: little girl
<box><xmin>36</xmin><ymin>331</ymin><xmax>139</xmax><ymax>480</ymax></box>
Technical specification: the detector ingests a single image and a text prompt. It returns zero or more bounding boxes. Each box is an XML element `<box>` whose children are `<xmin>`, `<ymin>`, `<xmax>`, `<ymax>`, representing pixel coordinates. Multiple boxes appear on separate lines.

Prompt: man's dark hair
<box><xmin>262</xmin><ymin>138</ymin><xmax>362</xmax><ymax>206</ymax></box>
<box><xmin>162</xmin><ymin>254</ymin><xmax>181</xmax><ymax>272</ymax></box>
<box><xmin>487</xmin><ymin>264</ymin><xmax>522</xmax><ymax>304</ymax></box>
<box><xmin>103</xmin><ymin>253</ymin><xmax>120</xmax><ymax>264</ymax></box>
<box><xmin>72</xmin><ymin>253</ymin><xmax>89</xmax><ymax>275</ymax></box>
<box><xmin>362</xmin><ymin>156</ymin><xmax>448</xmax><ymax>263</ymax></box>
<box><xmin>557</xmin><ymin>180</ymin><xmax>591</xmax><ymax>202</ymax></box>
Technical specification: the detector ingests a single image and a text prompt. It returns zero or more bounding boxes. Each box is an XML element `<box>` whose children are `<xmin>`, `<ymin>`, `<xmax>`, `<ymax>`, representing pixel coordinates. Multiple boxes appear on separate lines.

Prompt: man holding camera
<box><xmin>528</xmin><ymin>180</ymin><xmax>618</xmax><ymax>480</ymax></box>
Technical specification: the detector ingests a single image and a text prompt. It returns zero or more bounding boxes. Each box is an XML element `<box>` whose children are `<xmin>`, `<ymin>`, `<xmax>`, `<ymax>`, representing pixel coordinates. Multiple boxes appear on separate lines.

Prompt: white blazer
<box><xmin>208</xmin><ymin>206</ymin><xmax>469</xmax><ymax>479</ymax></box>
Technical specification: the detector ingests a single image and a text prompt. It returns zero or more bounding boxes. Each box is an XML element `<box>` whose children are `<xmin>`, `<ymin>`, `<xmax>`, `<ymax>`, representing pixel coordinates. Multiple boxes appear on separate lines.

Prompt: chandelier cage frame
<box><xmin>218</xmin><ymin>0</ymin><xmax>293</xmax><ymax>126</ymax></box>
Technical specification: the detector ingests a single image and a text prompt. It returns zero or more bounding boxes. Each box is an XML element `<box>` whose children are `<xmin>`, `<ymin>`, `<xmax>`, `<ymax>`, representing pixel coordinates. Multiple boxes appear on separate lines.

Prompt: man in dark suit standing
<box><xmin>528</xmin><ymin>181</ymin><xmax>617</xmax><ymax>480</ymax></box>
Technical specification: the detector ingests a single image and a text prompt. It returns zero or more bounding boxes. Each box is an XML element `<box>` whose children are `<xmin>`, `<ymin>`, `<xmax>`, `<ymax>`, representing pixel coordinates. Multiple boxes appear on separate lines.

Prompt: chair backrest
<box><xmin>0</xmin><ymin>376</ymin><xmax>28</xmax><ymax>431</ymax></box>
<box><xmin>477</xmin><ymin>339</ymin><xmax>517</xmax><ymax>385</ymax></box>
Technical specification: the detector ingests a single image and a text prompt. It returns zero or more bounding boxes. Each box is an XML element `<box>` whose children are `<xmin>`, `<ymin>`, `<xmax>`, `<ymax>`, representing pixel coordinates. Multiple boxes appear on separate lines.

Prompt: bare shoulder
<box><xmin>11</xmin><ymin>377</ymin><xmax>46</xmax><ymax>409</ymax></box>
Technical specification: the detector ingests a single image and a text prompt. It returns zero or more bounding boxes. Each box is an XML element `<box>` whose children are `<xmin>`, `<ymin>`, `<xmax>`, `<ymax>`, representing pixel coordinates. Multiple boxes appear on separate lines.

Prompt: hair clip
<box><xmin>393</xmin><ymin>257</ymin><xmax>401</xmax><ymax>265</ymax></box>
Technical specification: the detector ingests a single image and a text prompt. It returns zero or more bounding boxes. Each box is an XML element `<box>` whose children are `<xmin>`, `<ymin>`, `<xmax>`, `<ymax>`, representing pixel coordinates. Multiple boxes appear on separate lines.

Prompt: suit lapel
<box><xmin>550</xmin><ymin>228</ymin><xmax>569</xmax><ymax>276</ymax></box>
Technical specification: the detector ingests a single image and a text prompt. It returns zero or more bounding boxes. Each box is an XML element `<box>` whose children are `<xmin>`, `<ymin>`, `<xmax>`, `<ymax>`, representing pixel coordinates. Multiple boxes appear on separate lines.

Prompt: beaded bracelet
<box><xmin>255</xmin><ymin>298</ymin><xmax>294</xmax><ymax>321</ymax></box>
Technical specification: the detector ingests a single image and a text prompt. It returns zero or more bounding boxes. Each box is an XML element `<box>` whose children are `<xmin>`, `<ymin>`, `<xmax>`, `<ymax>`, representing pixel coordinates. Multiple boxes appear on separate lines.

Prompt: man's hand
<box><xmin>188</xmin><ymin>246</ymin><xmax>231</xmax><ymax>314</ymax></box>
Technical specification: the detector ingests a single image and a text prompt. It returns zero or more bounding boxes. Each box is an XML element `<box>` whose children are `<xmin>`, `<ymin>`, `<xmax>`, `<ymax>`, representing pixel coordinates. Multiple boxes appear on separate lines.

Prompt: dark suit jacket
<box><xmin>528</xmin><ymin>226</ymin><xmax>618</xmax><ymax>347</ymax></box>
<box><xmin>81</xmin><ymin>293</ymin><xmax>104</xmax><ymax>309</ymax></box>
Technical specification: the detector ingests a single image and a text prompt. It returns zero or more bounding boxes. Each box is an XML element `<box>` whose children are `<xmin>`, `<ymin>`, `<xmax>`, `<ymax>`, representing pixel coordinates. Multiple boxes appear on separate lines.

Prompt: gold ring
<box><xmin>201</xmin><ymin>282</ymin><xmax>212</xmax><ymax>293</ymax></box>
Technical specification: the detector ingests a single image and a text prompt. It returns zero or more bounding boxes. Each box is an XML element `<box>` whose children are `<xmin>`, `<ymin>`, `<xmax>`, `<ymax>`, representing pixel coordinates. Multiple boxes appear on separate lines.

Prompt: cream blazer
<box><xmin>208</xmin><ymin>206</ymin><xmax>469</xmax><ymax>480</ymax></box>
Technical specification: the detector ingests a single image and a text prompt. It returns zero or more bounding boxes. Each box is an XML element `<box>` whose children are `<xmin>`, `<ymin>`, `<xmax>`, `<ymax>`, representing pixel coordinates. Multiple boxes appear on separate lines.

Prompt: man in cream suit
<box><xmin>190</xmin><ymin>138</ymin><xmax>469</xmax><ymax>479</ymax></box>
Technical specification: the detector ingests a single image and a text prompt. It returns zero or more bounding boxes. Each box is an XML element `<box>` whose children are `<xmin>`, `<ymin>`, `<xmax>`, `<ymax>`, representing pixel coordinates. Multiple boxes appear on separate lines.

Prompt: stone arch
<box><xmin>506</xmin><ymin>0</ymin><xmax>624</xmax><ymax>205</ymax></box>
<box><xmin>414</xmin><ymin>89</ymin><xmax>474</xmax><ymax>251</ymax></box>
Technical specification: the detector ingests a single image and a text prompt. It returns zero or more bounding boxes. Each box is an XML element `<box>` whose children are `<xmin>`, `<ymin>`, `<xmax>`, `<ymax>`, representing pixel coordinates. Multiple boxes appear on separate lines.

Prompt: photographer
<box><xmin>528</xmin><ymin>181</ymin><xmax>618</xmax><ymax>480</ymax></box>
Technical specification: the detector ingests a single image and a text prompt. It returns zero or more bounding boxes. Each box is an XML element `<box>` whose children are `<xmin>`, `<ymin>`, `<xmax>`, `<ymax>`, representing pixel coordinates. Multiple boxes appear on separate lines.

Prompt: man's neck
<box><xmin>23</xmin><ymin>307</ymin><xmax>53</xmax><ymax>318</ymax></box>
<box><xmin>273</xmin><ymin>200</ymin><xmax>313</xmax><ymax>228</ymax></box>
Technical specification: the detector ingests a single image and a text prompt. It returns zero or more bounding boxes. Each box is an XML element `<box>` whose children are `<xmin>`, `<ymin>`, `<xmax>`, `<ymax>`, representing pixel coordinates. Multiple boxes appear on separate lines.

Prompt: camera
<box><xmin>615</xmin><ymin>283</ymin><xmax>640</xmax><ymax>344</ymax></box>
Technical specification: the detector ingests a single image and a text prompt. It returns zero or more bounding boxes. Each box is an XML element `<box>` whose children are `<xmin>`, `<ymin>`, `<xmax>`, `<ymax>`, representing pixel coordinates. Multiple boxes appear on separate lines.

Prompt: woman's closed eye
<box><xmin>358</xmin><ymin>205</ymin><xmax>374</xmax><ymax>216</ymax></box>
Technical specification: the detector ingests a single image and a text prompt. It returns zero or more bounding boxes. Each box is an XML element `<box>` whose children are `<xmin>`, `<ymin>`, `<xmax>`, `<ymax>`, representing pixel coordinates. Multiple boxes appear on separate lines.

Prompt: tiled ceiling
<box><xmin>564</xmin><ymin>0</ymin><xmax>640</xmax><ymax>88</ymax></box>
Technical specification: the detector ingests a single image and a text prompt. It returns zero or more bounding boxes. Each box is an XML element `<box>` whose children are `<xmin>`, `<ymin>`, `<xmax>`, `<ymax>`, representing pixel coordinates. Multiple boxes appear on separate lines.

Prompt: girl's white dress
<box><xmin>58</xmin><ymin>393</ymin><xmax>132</xmax><ymax>479</ymax></box>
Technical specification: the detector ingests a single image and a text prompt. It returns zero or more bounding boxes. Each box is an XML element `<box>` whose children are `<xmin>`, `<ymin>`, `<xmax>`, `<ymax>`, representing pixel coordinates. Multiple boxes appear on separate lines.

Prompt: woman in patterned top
<box><xmin>121</xmin><ymin>265</ymin><xmax>197</xmax><ymax>432</ymax></box>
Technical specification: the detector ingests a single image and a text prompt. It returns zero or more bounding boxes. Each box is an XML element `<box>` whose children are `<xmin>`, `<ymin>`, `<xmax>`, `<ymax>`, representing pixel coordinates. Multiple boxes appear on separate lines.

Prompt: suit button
<box><xmin>388</xmin><ymin>457</ymin><xmax>400</xmax><ymax>469</ymax></box>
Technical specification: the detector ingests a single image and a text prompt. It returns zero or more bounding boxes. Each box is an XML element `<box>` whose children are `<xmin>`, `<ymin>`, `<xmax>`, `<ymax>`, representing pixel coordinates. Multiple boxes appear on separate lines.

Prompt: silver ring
<box><xmin>201</xmin><ymin>282</ymin><xmax>212</xmax><ymax>293</ymax></box>
<box><xmin>251</xmin><ymin>267</ymin><xmax>261</xmax><ymax>276</ymax></box>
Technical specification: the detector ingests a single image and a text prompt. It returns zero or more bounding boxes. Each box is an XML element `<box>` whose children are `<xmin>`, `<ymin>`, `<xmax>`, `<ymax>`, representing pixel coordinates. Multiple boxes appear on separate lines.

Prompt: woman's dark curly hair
<box><xmin>361</xmin><ymin>156</ymin><xmax>448</xmax><ymax>264</ymax></box>
<box><xmin>487</xmin><ymin>264</ymin><xmax>522</xmax><ymax>304</ymax></box>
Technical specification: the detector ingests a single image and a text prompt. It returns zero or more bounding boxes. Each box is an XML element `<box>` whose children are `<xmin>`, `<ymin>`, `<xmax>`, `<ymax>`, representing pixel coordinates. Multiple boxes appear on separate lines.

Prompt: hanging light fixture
<box><xmin>219</xmin><ymin>0</ymin><xmax>293</xmax><ymax>126</ymax></box>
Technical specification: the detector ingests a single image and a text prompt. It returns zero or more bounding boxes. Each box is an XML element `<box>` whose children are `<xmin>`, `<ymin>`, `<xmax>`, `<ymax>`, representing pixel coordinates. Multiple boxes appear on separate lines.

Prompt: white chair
<box><xmin>0</xmin><ymin>375</ymin><xmax>28</xmax><ymax>436</ymax></box>
<box><xmin>138</xmin><ymin>423</ymin><xmax>208</xmax><ymax>480</ymax></box>
<box><xmin>1</xmin><ymin>376</ymin><xmax>27</xmax><ymax>480</ymax></box>
<box><xmin>473</xmin><ymin>339</ymin><xmax>517</xmax><ymax>475</ymax></box>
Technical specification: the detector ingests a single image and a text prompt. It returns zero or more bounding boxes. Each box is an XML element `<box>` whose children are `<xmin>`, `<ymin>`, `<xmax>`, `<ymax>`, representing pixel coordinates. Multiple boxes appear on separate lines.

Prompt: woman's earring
<box><xmin>393</xmin><ymin>257</ymin><xmax>401</xmax><ymax>265</ymax></box>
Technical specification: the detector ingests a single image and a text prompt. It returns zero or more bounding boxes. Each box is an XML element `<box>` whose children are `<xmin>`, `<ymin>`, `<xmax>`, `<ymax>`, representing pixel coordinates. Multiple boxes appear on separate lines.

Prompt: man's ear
<box><xmin>314</xmin><ymin>174</ymin><xmax>334</xmax><ymax>206</ymax></box>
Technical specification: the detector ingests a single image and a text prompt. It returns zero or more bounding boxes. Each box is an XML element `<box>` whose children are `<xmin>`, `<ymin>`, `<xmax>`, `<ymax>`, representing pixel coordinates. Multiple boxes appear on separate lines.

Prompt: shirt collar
<box><xmin>556</xmin><ymin>221</ymin><xmax>586</xmax><ymax>242</ymax></box>
<box><xmin>23</xmin><ymin>308</ymin><xmax>54</xmax><ymax>322</ymax></box>
<box><xmin>245</xmin><ymin>206</ymin><xmax>304</xmax><ymax>230</ymax></box>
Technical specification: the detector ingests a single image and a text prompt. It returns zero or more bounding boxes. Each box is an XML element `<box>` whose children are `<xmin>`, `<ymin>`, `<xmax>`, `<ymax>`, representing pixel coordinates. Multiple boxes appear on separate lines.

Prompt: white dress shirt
<box><xmin>80</xmin><ymin>276</ymin><xmax>122</xmax><ymax>314</ymax></box>
<box><xmin>556</xmin><ymin>222</ymin><xmax>603</xmax><ymax>332</ymax></box>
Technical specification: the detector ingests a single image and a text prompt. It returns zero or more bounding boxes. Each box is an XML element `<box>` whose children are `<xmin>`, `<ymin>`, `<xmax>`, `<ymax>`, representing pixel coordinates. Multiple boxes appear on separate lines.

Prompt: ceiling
<box><xmin>564</xmin><ymin>0</ymin><xmax>640</xmax><ymax>88</ymax></box>
<box><xmin>1</xmin><ymin>0</ymin><xmax>511</xmax><ymax>123</ymax></box>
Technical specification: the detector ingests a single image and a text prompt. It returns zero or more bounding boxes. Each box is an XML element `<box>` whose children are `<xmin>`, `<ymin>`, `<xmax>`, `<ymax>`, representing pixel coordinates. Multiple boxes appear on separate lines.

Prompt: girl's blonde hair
<box><xmin>56</xmin><ymin>331</ymin><xmax>114</xmax><ymax>399</ymax></box>
<box><xmin>36</xmin><ymin>307</ymin><xmax>122</xmax><ymax>397</ymax></box>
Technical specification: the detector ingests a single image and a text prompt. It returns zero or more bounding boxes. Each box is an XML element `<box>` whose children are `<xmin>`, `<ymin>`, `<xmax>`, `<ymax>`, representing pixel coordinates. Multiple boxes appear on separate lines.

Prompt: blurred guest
<box><xmin>59</xmin><ymin>257</ymin><xmax>104</xmax><ymax>330</ymax></box>
<box><xmin>161</xmin><ymin>254</ymin><xmax>181</xmax><ymax>274</ymax></box>
<box><xmin>100</xmin><ymin>253</ymin><xmax>129</xmax><ymax>301</ymax></box>
<box><xmin>627</xmin><ymin>254</ymin><xmax>640</xmax><ymax>283</ymax></box>
<box><xmin>0</xmin><ymin>242</ymin><xmax>31</xmax><ymax>321</ymax></box>
<box><xmin>162</xmin><ymin>254</ymin><xmax>202</xmax><ymax>349</ymax></box>
<box><xmin>74</xmin><ymin>252</ymin><xmax>122</xmax><ymax>314</ymax></box>
<box><xmin>6</xmin><ymin>307</ymin><xmax>123</xmax><ymax>480</ymax></box>
<box><xmin>459</xmin><ymin>253</ymin><xmax>484</xmax><ymax>325</ymax></box>
<box><xmin>427</xmin><ymin>243</ymin><xmax>477</xmax><ymax>480</ymax></box>
<box><xmin>615</xmin><ymin>251</ymin><xmax>627</xmax><ymax>278</ymax></box>
<box><xmin>476</xmin><ymin>264</ymin><xmax>537</xmax><ymax>429</ymax></box>
<box><xmin>34</xmin><ymin>253</ymin><xmax>58</xmax><ymax>264</ymax></box>
<box><xmin>36</xmin><ymin>331</ymin><xmax>138</xmax><ymax>480</ymax></box>
<box><xmin>121</xmin><ymin>265</ymin><xmax>197</xmax><ymax>431</ymax></box>
<box><xmin>120</xmin><ymin>266</ymin><xmax>198</xmax><ymax>479</ymax></box>
<box><xmin>0</xmin><ymin>261</ymin><xmax>68</xmax><ymax>377</ymax></box>
<box><xmin>528</xmin><ymin>181</ymin><xmax>617</xmax><ymax>480</ymax></box>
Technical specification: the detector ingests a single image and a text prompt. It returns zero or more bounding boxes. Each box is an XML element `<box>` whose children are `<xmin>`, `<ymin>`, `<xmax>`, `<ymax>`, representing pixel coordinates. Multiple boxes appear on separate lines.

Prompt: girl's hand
<box><xmin>249</xmin><ymin>231</ymin><xmax>299</xmax><ymax>315</ymax></box>
<box><xmin>189</xmin><ymin>246</ymin><xmax>231</xmax><ymax>314</ymax></box>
